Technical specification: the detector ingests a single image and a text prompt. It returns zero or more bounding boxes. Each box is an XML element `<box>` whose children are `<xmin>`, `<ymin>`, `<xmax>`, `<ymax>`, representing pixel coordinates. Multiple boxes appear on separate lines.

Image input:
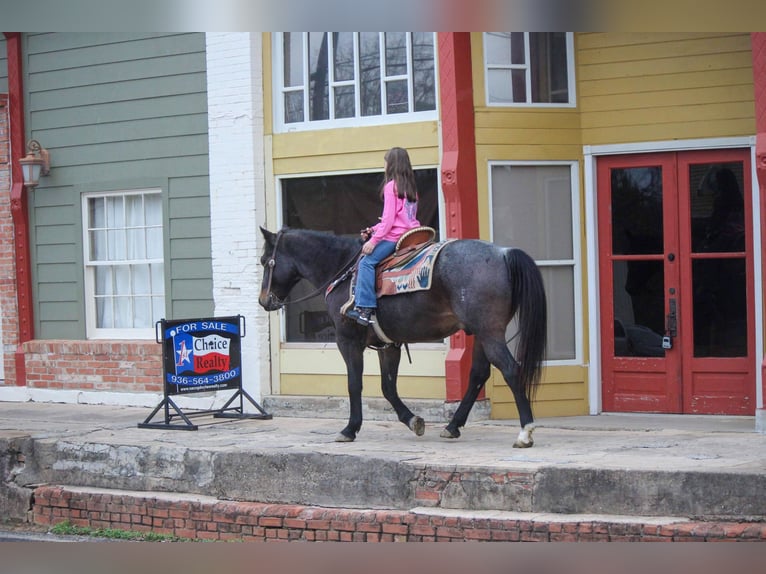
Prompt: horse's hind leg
<box><xmin>378</xmin><ymin>345</ymin><xmax>424</xmax><ymax>436</ymax></box>
<box><xmin>440</xmin><ymin>341</ymin><xmax>492</xmax><ymax>439</ymax></box>
<box><xmin>481</xmin><ymin>339</ymin><xmax>536</xmax><ymax>448</ymax></box>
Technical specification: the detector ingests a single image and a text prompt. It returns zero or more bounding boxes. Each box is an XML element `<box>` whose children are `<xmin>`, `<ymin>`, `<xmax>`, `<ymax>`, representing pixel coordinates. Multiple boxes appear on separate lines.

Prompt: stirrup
<box><xmin>345</xmin><ymin>306</ymin><xmax>375</xmax><ymax>326</ymax></box>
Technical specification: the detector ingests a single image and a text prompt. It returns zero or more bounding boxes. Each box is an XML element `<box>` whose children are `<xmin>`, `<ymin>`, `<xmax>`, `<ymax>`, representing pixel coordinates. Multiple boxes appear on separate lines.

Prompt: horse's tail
<box><xmin>505</xmin><ymin>248</ymin><xmax>547</xmax><ymax>399</ymax></box>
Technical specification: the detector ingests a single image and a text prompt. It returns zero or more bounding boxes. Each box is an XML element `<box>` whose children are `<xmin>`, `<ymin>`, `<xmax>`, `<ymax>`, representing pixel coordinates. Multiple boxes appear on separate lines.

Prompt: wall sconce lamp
<box><xmin>19</xmin><ymin>139</ymin><xmax>51</xmax><ymax>188</ymax></box>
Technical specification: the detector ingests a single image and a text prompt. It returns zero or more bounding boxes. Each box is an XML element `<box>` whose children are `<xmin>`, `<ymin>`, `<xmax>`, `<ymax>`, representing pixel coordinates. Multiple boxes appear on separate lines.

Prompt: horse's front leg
<box><xmin>378</xmin><ymin>345</ymin><xmax>424</xmax><ymax>436</ymax></box>
<box><xmin>335</xmin><ymin>335</ymin><xmax>366</xmax><ymax>442</ymax></box>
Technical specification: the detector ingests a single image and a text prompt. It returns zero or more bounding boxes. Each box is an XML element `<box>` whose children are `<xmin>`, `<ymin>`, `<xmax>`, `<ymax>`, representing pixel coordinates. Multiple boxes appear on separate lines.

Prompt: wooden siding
<box><xmin>578</xmin><ymin>33</ymin><xmax>755</xmax><ymax>144</ymax></box>
<box><xmin>25</xmin><ymin>33</ymin><xmax>212</xmax><ymax>339</ymax></box>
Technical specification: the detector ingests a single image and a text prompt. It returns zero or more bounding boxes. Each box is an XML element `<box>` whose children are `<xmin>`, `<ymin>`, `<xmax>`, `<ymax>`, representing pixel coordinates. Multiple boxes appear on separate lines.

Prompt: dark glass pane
<box><xmin>333</xmin><ymin>32</ymin><xmax>354</xmax><ymax>82</ymax></box>
<box><xmin>613</xmin><ymin>260</ymin><xmax>665</xmax><ymax>357</ymax></box>
<box><xmin>412</xmin><ymin>32</ymin><xmax>436</xmax><ymax>111</ymax></box>
<box><xmin>308</xmin><ymin>32</ymin><xmax>329</xmax><ymax>121</ymax></box>
<box><xmin>611</xmin><ymin>167</ymin><xmax>663</xmax><ymax>256</ymax></box>
<box><xmin>510</xmin><ymin>32</ymin><xmax>525</xmax><ymax>65</ymax></box>
<box><xmin>284</xmin><ymin>91</ymin><xmax>304</xmax><ymax>123</ymax></box>
<box><xmin>511</xmin><ymin>69</ymin><xmax>526</xmax><ymax>102</ymax></box>
<box><xmin>689</xmin><ymin>162</ymin><xmax>745</xmax><ymax>254</ymax></box>
<box><xmin>386</xmin><ymin>79</ymin><xmax>408</xmax><ymax>114</ymax></box>
<box><xmin>530</xmin><ymin>32</ymin><xmax>568</xmax><ymax>103</ymax></box>
<box><xmin>334</xmin><ymin>85</ymin><xmax>355</xmax><ymax>118</ymax></box>
<box><xmin>359</xmin><ymin>32</ymin><xmax>381</xmax><ymax>116</ymax></box>
<box><xmin>693</xmin><ymin>258</ymin><xmax>747</xmax><ymax>357</ymax></box>
<box><xmin>281</xmin><ymin>169</ymin><xmax>439</xmax><ymax>343</ymax></box>
<box><xmin>385</xmin><ymin>32</ymin><xmax>407</xmax><ymax>76</ymax></box>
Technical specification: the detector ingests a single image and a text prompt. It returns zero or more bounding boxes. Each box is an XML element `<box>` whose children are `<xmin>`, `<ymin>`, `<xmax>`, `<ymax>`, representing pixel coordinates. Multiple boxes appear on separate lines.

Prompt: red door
<box><xmin>598</xmin><ymin>149</ymin><xmax>755</xmax><ymax>414</ymax></box>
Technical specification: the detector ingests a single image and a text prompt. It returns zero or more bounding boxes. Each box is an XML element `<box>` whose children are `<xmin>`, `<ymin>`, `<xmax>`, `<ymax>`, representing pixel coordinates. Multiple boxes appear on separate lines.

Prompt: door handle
<box><xmin>666</xmin><ymin>297</ymin><xmax>677</xmax><ymax>338</ymax></box>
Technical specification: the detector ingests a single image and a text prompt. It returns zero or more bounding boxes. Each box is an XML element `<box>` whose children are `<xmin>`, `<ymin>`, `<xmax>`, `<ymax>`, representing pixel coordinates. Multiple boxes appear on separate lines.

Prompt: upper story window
<box><xmin>83</xmin><ymin>190</ymin><xmax>165</xmax><ymax>339</ymax></box>
<box><xmin>275</xmin><ymin>32</ymin><xmax>437</xmax><ymax>132</ymax></box>
<box><xmin>484</xmin><ymin>32</ymin><xmax>575</xmax><ymax>107</ymax></box>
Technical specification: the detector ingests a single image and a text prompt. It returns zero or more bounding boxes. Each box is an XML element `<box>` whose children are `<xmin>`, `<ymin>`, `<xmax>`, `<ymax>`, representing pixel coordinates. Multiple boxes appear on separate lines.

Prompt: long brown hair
<box><xmin>382</xmin><ymin>147</ymin><xmax>417</xmax><ymax>202</ymax></box>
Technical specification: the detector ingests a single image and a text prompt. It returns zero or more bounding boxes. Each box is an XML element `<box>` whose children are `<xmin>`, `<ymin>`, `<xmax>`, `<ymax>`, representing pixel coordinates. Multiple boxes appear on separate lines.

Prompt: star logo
<box><xmin>175</xmin><ymin>340</ymin><xmax>192</xmax><ymax>367</ymax></box>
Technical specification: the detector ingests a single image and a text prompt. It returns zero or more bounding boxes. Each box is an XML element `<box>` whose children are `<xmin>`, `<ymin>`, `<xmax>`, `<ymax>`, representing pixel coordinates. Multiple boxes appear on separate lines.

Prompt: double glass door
<box><xmin>598</xmin><ymin>149</ymin><xmax>754</xmax><ymax>414</ymax></box>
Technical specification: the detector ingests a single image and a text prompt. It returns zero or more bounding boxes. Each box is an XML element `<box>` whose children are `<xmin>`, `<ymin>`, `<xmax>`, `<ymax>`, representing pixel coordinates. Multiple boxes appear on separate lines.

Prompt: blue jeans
<box><xmin>355</xmin><ymin>240</ymin><xmax>396</xmax><ymax>309</ymax></box>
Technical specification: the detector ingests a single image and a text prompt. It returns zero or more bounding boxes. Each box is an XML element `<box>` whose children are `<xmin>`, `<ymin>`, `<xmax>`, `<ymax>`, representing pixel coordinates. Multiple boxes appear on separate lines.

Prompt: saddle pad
<box><xmin>377</xmin><ymin>241</ymin><xmax>450</xmax><ymax>297</ymax></box>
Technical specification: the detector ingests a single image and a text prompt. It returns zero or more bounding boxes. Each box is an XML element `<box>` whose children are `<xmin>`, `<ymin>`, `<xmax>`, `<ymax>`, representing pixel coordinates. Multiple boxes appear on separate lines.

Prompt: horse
<box><xmin>258</xmin><ymin>227</ymin><xmax>547</xmax><ymax>448</ymax></box>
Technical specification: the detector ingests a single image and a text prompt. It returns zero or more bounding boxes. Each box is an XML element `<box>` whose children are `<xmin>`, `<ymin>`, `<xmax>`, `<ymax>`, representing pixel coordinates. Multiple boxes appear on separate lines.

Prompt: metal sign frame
<box><xmin>138</xmin><ymin>315</ymin><xmax>271</xmax><ymax>430</ymax></box>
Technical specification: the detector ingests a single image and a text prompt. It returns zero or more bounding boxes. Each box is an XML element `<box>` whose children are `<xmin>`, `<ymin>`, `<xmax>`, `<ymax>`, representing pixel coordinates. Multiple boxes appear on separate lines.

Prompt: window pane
<box><xmin>107</xmin><ymin>229</ymin><xmax>126</xmax><ymax>261</ymax></box>
<box><xmin>333</xmin><ymin>32</ymin><xmax>354</xmax><ymax>82</ymax></box>
<box><xmin>280</xmin><ymin>169</ymin><xmax>439</xmax><ymax>342</ymax></box>
<box><xmin>96</xmin><ymin>296</ymin><xmax>112</xmax><ymax>328</ymax></box>
<box><xmin>386</xmin><ymin>79</ymin><xmax>408</xmax><ymax>114</ymax></box>
<box><xmin>359</xmin><ymin>32</ymin><xmax>381</xmax><ymax>116</ymax></box>
<box><xmin>491</xmin><ymin>164</ymin><xmax>572</xmax><ymax>260</ymax></box>
<box><xmin>530</xmin><ymin>33</ymin><xmax>569</xmax><ymax>104</ymax></box>
<box><xmin>485</xmin><ymin>32</ymin><xmax>511</xmax><ymax>66</ymax></box>
<box><xmin>540</xmin><ymin>266</ymin><xmax>575</xmax><ymax>360</ymax></box>
<box><xmin>385</xmin><ymin>32</ymin><xmax>407</xmax><ymax>76</ymax></box>
<box><xmin>334</xmin><ymin>85</ymin><xmax>355</xmax><ymax>118</ymax></box>
<box><xmin>150</xmin><ymin>263</ymin><xmax>164</xmax><ymax>293</ymax></box>
<box><xmin>106</xmin><ymin>196</ymin><xmax>124</xmax><ymax>228</ymax></box>
<box><xmin>283</xmin><ymin>32</ymin><xmax>303</xmax><ymax>87</ymax></box>
<box><xmin>487</xmin><ymin>69</ymin><xmax>513</xmax><ymax>104</ymax></box>
<box><xmin>512</xmin><ymin>69</ymin><xmax>526</xmax><ymax>102</ymax></box>
<box><xmin>133</xmin><ymin>296</ymin><xmax>151</xmax><ymax>328</ymax></box>
<box><xmin>127</xmin><ymin>229</ymin><xmax>145</xmax><ymax>259</ymax></box>
<box><xmin>308</xmin><ymin>32</ymin><xmax>329</xmax><ymax>121</ymax></box>
<box><xmin>95</xmin><ymin>266</ymin><xmax>112</xmax><ymax>296</ymax></box>
<box><xmin>511</xmin><ymin>32</ymin><xmax>525</xmax><ymax>65</ymax></box>
<box><xmin>89</xmin><ymin>197</ymin><xmax>105</xmax><ymax>228</ymax></box>
<box><xmin>412</xmin><ymin>32</ymin><xmax>435</xmax><ymax>112</ymax></box>
<box><xmin>89</xmin><ymin>230</ymin><xmax>106</xmax><ymax>261</ymax></box>
<box><xmin>690</xmin><ymin>162</ymin><xmax>745</xmax><ymax>254</ymax></box>
<box><xmin>693</xmin><ymin>258</ymin><xmax>747</xmax><ymax>357</ymax></box>
<box><xmin>284</xmin><ymin>91</ymin><xmax>304</xmax><ymax>123</ymax></box>
<box><xmin>126</xmin><ymin>194</ymin><xmax>143</xmax><ymax>226</ymax></box>
<box><xmin>610</xmin><ymin>167</ymin><xmax>664</xmax><ymax>256</ymax></box>
<box><xmin>146</xmin><ymin>227</ymin><xmax>163</xmax><ymax>259</ymax></box>
<box><xmin>132</xmin><ymin>263</ymin><xmax>150</xmax><ymax>294</ymax></box>
<box><xmin>144</xmin><ymin>194</ymin><xmax>162</xmax><ymax>226</ymax></box>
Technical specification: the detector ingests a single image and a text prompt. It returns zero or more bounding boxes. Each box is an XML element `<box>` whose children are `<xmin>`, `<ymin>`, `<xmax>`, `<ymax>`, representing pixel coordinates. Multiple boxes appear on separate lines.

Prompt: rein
<box><xmin>264</xmin><ymin>230</ymin><xmax>362</xmax><ymax>309</ymax></box>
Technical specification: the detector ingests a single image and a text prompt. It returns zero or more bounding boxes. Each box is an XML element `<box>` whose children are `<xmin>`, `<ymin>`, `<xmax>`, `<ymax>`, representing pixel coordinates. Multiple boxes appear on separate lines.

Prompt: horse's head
<box><xmin>259</xmin><ymin>227</ymin><xmax>302</xmax><ymax>311</ymax></box>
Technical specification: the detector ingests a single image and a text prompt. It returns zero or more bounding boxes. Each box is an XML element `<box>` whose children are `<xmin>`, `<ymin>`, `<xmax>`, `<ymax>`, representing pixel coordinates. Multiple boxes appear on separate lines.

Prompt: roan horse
<box><xmin>258</xmin><ymin>227</ymin><xmax>547</xmax><ymax>447</ymax></box>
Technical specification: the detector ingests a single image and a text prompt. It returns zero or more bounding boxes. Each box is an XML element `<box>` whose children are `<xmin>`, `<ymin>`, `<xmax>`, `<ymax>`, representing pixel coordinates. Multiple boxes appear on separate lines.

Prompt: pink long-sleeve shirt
<box><xmin>369</xmin><ymin>180</ymin><xmax>420</xmax><ymax>246</ymax></box>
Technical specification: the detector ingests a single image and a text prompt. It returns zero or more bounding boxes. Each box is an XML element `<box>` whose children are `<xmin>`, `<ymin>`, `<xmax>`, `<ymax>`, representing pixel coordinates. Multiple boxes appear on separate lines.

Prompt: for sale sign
<box><xmin>159</xmin><ymin>316</ymin><xmax>244</xmax><ymax>395</ymax></box>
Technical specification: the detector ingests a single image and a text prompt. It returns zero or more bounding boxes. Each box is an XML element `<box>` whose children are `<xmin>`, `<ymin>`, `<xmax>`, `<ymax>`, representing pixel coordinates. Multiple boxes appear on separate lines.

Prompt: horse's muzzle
<box><xmin>259</xmin><ymin>292</ymin><xmax>284</xmax><ymax>311</ymax></box>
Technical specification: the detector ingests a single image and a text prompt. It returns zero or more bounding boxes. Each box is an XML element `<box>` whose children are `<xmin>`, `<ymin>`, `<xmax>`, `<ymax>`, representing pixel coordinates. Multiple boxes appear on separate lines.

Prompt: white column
<box><xmin>205</xmin><ymin>33</ymin><xmax>270</xmax><ymax>405</ymax></box>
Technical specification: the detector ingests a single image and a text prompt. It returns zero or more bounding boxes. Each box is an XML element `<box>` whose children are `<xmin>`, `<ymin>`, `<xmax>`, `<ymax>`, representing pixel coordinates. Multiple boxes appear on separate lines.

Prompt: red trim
<box><xmin>438</xmin><ymin>33</ymin><xmax>479</xmax><ymax>402</ymax></box>
<box><xmin>752</xmin><ymin>33</ymin><xmax>766</xmax><ymax>411</ymax></box>
<box><xmin>4</xmin><ymin>32</ymin><xmax>33</xmax><ymax>386</ymax></box>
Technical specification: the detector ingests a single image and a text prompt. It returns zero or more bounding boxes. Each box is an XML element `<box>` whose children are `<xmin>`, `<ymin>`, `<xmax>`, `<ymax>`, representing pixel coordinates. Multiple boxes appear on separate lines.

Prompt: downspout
<box><xmin>752</xmin><ymin>33</ymin><xmax>766</xmax><ymax>432</ymax></box>
<box><xmin>437</xmin><ymin>33</ymin><xmax>480</xmax><ymax>402</ymax></box>
<box><xmin>3</xmin><ymin>32</ymin><xmax>34</xmax><ymax>386</ymax></box>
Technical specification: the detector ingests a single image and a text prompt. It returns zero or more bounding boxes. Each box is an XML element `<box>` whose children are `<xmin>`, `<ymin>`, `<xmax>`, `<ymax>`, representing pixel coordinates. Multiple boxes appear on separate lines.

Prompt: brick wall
<box><xmin>32</xmin><ymin>485</ymin><xmax>766</xmax><ymax>542</ymax></box>
<box><xmin>21</xmin><ymin>340</ymin><xmax>162</xmax><ymax>392</ymax></box>
<box><xmin>0</xmin><ymin>95</ymin><xmax>16</xmax><ymax>386</ymax></box>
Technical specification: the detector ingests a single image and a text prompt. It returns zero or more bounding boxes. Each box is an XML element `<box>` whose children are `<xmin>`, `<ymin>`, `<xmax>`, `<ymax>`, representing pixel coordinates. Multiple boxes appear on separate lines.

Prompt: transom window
<box><xmin>83</xmin><ymin>190</ymin><xmax>165</xmax><ymax>339</ymax></box>
<box><xmin>276</xmin><ymin>32</ymin><xmax>437</xmax><ymax>131</ymax></box>
<box><xmin>484</xmin><ymin>32</ymin><xmax>575</xmax><ymax>106</ymax></box>
<box><xmin>490</xmin><ymin>163</ymin><xmax>580</xmax><ymax>362</ymax></box>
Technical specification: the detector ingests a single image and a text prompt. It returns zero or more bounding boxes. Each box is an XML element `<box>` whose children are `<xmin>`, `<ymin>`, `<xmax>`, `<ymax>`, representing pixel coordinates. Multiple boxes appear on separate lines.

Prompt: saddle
<box><xmin>375</xmin><ymin>226</ymin><xmax>437</xmax><ymax>290</ymax></box>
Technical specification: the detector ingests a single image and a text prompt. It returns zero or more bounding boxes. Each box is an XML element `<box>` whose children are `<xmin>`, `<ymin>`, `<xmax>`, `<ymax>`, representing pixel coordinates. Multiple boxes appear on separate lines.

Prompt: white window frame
<box><xmin>483</xmin><ymin>32</ymin><xmax>576</xmax><ymax>108</ymax></box>
<box><xmin>488</xmin><ymin>161</ymin><xmax>582</xmax><ymax>365</ymax></box>
<box><xmin>273</xmin><ymin>32</ymin><xmax>438</xmax><ymax>133</ymax></box>
<box><xmin>82</xmin><ymin>188</ymin><xmax>165</xmax><ymax>340</ymax></box>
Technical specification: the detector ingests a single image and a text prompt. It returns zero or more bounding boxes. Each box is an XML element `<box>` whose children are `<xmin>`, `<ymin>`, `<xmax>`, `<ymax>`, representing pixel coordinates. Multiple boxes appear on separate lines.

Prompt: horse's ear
<box><xmin>260</xmin><ymin>226</ymin><xmax>276</xmax><ymax>245</ymax></box>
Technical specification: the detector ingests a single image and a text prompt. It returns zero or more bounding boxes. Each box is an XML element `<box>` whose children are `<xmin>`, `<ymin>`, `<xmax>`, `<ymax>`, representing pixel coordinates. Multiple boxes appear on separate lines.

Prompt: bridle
<box><xmin>263</xmin><ymin>229</ymin><xmax>362</xmax><ymax>309</ymax></box>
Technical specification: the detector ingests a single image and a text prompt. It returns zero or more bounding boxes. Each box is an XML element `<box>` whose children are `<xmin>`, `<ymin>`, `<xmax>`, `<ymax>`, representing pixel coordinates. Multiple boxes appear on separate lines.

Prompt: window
<box><xmin>484</xmin><ymin>32</ymin><xmax>574</xmax><ymax>106</ymax></box>
<box><xmin>276</xmin><ymin>32</ymin><xmax>437</xmax><ymax>131</ymax></box>
<box><xmin>490</xmin><ymin>163</ymin><xmax>580</xmax><ymax>361</ymax></box>
<box><xmin>83</xmin><ymin>190</ymin><xmax>165</xmax><ymax>339</ymax></box>
<box><xmin>279</xmin><ymin>169</ymin><xmax>440</xmax><ymax>342</ymax></box>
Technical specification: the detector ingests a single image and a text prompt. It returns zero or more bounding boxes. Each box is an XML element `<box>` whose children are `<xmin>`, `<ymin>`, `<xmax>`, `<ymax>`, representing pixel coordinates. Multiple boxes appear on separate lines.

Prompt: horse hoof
<box><xmin>408</xmin><ymin>416</ymin><xmax>425</xmax><ymax>436</ymax></box>
<box><xmin>512</xmin><ymin>424</ymin><xmax>535</xmax><ymax>448</ymax></box>
<box><xmin>440</xmin><ymin>427</ymin><xmax>460</xmax><ymax>439</ymax></box>
<box><xmin>335</xmin><ymin>432</ymin><xmax>355</xmax><ymax>443</ymax></box>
